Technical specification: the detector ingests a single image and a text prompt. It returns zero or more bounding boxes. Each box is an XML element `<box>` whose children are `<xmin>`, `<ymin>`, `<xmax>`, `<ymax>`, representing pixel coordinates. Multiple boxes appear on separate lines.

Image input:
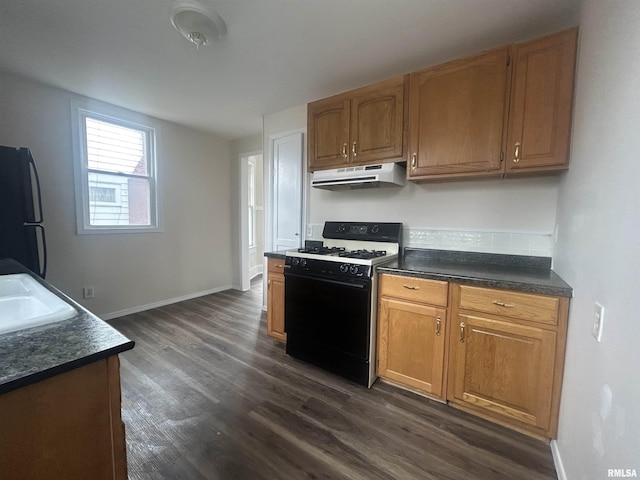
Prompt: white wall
<box><xmin>553</xmin><ymin>1</ymin><xmax>640</xmax><ymax>478</ymax></box>
<box><xmin>0</xmin><ymin>71</ymin><xmax>234</xmax><ymax>317</ymax></box>
<box><xmin>310</xmin><ymin>176</ymin><xmax>560</xmax><ymax>233</ymax></box>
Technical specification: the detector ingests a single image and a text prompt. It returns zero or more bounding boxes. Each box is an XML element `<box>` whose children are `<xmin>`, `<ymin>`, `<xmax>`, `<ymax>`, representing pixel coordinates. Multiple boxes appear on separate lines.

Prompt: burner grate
<box><xmin>297</xmin><ymin>246</ymin><xmax>346</xmax><ymax>255</ymax></box>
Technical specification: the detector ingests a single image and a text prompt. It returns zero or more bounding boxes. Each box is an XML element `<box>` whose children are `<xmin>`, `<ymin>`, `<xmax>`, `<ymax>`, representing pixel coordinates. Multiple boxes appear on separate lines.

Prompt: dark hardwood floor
<box><xmin>109</xmin><ymin>277</ymin><xmax>557</xmax><ymax>480</ymax></box>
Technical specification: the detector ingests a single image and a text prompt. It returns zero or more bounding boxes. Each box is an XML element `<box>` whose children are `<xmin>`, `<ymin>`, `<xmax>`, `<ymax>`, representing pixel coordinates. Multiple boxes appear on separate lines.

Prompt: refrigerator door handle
<box><xmin>34</xmin><ymin>224</ymin><xmax>47</xmax><ymax>278</ymax></box>
<box><xmin>26</xmin><ymin>149</ymin><xmax>44</xmax><ymax>224</ymax></box>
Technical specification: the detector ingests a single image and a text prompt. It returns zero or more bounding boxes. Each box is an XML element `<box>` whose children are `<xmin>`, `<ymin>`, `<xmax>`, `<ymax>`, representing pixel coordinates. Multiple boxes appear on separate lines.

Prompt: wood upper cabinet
<box><xmin>308</xmin><ymin>76</ymin><xmax>408</xmax><ymax>171</ymax></box>
<box><xmin>447</xmin><ymin>284</ymin><xmax>569</xmax><ymax>439</ymax></box>
<box><xmin>267</xmin><ymin>258</ymin><xmax>286</xmax><ymax>342</ymax></box>
<box><xmin>307</xmin><ymin>98</ymin><xmax>350</xmax><ymax>170</ymax></box>
<box><xmin>505</xmin><ymin>28</ymin><xmax>578</xmax><ymax>174</ymax></box>
<box><xmin>407</xmin><ymin>47</ymin><xmax>509</xmax><ymax>180</ymax></box>
<box><xmin>377</xmin><ymin>274</ymin><xmax>449</xmax><ymax>399</ymax></box>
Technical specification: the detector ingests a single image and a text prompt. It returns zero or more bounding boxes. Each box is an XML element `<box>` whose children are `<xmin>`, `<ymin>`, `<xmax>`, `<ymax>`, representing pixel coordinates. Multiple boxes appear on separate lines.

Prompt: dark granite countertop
<box><xmin>378</xmin><ymin>248</ymin><xmax>572</xmax><ymax>297</ymax></box>
<box><xmin>0</xmin><ymin>259</ymin><xmax>135</xmax><ymax>395</ymax></box>
<box><xmin>264</xmin><ymin>250</ymin><xmax>289</xmax><ymax>259</ymax></box>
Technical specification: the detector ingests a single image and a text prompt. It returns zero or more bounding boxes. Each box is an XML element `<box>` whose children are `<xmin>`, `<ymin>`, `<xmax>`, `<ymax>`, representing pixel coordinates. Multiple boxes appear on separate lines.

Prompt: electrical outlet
<box><xmin>83</xmin><ymin>286</ymin><xmax>95</xmax><ymax>299</ymax></box>
<box><xmin>592</xmin><ymin>302</ymin><xmax>604</xmax><ymax>342</ymax></box>
<box><xmin>306</xmin><ymin>225</ymin><xmax>313</xmax><ymax>237</ymax></box>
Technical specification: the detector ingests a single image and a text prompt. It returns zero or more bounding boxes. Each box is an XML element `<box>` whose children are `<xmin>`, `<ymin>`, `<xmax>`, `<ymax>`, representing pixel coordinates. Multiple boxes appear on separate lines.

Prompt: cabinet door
<box><xmin>408</xmin><ymin>46</ymin><xmax>508</xmax><ymax>179</ymax></box>
<box><xmin>351</xmin><ymin>76</ymin><xmax>407</xmax><ymax>164</ymax></box>
<box><xmin>505</xmin><ymin>28</ymin><xmax>577</xmax><ymax>174</ymax></box>
<box><xmin>0</xmin><ymin>357</ymin><xmax>127</xmax><ymax>480</ymax></box>
<box><xmin>377</xmin><ymin>297</ymin><xmax>447</xmax><ymax>398</ymax></box>
<box><xmin>308</xmin><ymin>97</ymin><xmax>350</xmax><ymax>171</ymax></box>
<box><xmin>267</xmin><ymin>272</ymin><xmax>286</xmax><ymax>342</ymax></box>
<box><xmin>449</xmin><ymin>313</ymin><xmax>557</xmax><ymax>431</ymax></box>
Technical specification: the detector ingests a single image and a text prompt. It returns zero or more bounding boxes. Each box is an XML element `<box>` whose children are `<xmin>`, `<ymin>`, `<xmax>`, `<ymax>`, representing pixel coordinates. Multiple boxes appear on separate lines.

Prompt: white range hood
<box><xmin>311</xmin><ymin>163</ymin><xmax>405</xmax><ymax>190</ymax></box>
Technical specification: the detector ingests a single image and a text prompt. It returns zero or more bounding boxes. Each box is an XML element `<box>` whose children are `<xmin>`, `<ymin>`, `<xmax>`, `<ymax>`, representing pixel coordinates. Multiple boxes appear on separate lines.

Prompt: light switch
<box><xmin>592</xmin><ymin>302</ymin><xmax>604</xmax><ymax>342</ymax></box>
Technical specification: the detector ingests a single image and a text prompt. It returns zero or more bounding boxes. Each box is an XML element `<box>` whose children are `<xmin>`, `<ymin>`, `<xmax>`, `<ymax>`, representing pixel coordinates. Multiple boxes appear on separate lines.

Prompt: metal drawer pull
<box><xmin>411</xmin><ymin>153</ymin><xmax>417</xmax><ymax>168</ymax></box>
<box><xmin>493</xmin><ymin>301</ymin><xmax>515</xmax><ymax>308</ymax></box>
<box><xmin>342</xmin><ymin>143</ymin><xmax>348</xmax><ymax>158</ymax></box>
<box><xmin>403</xmin><ymin>285</ymin><xmax>420</xmax><ymax>290</ymax></box>
<box><xmin>352</xmin><ymin>142</ymin><xmax>357</xmax><ymax>157</ymax></box>
<box><xmin>435</xmin><ymin>316</ymin><xmax>442</xmax><ymax>336</ymax></box>
<box><xmin>459</xmin><ymin>322</ymin><xmax>466</xmax><ymax>343</ymax></box>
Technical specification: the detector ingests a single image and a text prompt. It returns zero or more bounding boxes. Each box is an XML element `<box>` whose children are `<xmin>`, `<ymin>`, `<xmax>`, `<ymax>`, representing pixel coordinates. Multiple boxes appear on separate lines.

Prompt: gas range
<box><xmin>285</xmin><ymin>222</ymin><xmax>402</xmax><ymax>276</ymax></box>
<box><xmin>283</xmin><ymin>221</ymin><xmax>402</xmax><ymax>387</ymax></box>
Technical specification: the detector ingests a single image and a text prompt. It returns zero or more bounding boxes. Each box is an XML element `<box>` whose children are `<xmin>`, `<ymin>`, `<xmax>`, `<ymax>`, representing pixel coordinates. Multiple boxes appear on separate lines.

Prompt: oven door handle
<box><xmin>284</xmin><ymin>271</ymin><xmax>370</xmax><ymax>289</ymax></box>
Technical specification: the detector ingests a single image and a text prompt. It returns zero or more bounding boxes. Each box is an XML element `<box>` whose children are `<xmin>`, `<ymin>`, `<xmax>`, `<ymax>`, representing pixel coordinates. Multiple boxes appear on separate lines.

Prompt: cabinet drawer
<box><xmin>379</xmin><ymin>274</ymin><xmax>448</xmax><ymax>307</ymax></box>
<box><xmin>268</xmin><ymin>258</ymin><xmax>286</xmax><ymax>274</ymax></box>
<box><xmin>458</xmin><ymin>285</ymin><xmax>559</xmax><ymax>325</ymax></box>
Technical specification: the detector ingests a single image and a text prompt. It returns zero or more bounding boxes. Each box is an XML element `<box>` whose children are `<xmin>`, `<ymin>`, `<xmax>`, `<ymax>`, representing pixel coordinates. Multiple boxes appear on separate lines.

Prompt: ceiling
<box><xmin>0</xmin><ymin>0</ymin><xmax>581</xmax><ymax>140</ymax></box>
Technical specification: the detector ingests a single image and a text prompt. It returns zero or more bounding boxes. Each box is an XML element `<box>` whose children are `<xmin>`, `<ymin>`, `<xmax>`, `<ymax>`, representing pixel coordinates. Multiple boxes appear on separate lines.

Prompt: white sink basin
<box><xmin>0</xmin><ymin>274</ymin><xmax>77</xmax><ymax>335</ymax></box>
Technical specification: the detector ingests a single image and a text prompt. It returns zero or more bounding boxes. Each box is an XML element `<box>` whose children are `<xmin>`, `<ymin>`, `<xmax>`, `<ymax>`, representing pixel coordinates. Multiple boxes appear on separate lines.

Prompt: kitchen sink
<box><xmin>0</xmin><ymin>273</ymin><xmax>77</xmax><ymax>335</ymax></box>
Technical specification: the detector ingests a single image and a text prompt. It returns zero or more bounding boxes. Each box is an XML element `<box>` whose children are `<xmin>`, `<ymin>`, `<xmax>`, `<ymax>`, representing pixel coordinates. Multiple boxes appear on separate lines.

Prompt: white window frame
<box><xmin>248</xmin><ymin>158</ymin><xmax>257</xmax><ymax>249</ymax></box>
<box><xmin>71</xmin><ymin>99</ymin><xmax>162</xmax><ymax>234</ymax></box>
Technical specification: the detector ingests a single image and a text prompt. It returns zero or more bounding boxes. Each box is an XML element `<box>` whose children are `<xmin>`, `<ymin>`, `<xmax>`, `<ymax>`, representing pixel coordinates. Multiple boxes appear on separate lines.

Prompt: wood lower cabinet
<box><xmin>376</xmin><ymin>276</ymin><xmax>570</xmax><ymax>440</ymax></box>
<box><xmin>377</xmin><ymin>274</ymin><xmax>449</xmax><ymax>399</ymax></box>
<box><xmin>505</xmin><ymin>28</ymin><xmax>578</xmax><ymax>175</ymax></box>
<box><xmin>0</xmin><ymin>356</ymin><xmax>127</xmax><ymax>479</ymax></box>
<box><xmin>267</xmin><ymin>257</ymin><xmax>286</xmax><ymax>342</ymax></box>
<box><xmin>447</xmin><ymin>284</ymin><xmax>569</xmax><ymax>439</ymax></box>
<box><xmin>407</xmin><ymin>46</ymin><xmax>509</xmax><ymax>180</ymax></box>
<box><xmin>308</xmin><ymin>76</ymin><xmax>408</xmax><ymax>171</ymax></box>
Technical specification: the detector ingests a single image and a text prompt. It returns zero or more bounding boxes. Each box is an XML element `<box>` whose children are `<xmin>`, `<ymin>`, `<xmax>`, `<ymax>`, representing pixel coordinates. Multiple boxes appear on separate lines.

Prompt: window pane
<box><xmin>88</xmin><ymin>172</ymin><xmax>150</xmax><ymax>226</ymax></box>
<box><xmin>85</xmin><ymin>117</ymin><xmax>148</xmax><ymax>176</ymax></box>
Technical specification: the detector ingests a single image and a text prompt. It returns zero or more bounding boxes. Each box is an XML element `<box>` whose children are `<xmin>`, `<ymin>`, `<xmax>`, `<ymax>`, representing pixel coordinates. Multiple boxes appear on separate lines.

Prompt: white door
<box><xmin>272</xmin><ymin>132</ymin><xmax>304</xmax><ymax>251</ymax></box>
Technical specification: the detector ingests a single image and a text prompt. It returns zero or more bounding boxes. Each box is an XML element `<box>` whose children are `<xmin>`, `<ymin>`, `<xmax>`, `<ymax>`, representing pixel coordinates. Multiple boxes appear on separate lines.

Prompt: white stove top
<box><xmin>286</xmin><ymin>239</ymin><xmax>400</xmax><ymax>266</ymax></box>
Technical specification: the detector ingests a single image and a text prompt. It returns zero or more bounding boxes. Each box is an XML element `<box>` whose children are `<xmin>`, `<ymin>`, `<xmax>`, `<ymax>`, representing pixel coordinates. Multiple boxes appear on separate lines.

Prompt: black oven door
<box><xmin>284</xmin><ymin>270</ymin><xmax>372</xmax><ymax>385</ymax></box>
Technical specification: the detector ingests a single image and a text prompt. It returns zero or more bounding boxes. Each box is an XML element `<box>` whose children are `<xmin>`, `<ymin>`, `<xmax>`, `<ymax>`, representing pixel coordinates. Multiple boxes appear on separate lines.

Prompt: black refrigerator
<box><xmin>0</xmin><ymin>145</ymin><xmax>47</xmax><ymax>278</ymax></box>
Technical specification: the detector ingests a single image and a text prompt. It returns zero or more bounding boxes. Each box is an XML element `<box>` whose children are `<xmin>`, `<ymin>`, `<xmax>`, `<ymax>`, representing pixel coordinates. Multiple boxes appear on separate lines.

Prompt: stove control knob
<box><xmin>338</xmin><ymin>224</ymin><xmax>347</xmax><ymax>233</ymax></box>
<box><xmin>300</xmin><ymin>258</ymin><xmax>307</xmax><ymax>267</ymax></box>
<box><xmin>371</xmin><ymin>224</ymin><xmax>380</xmax><ymax>234</ymax></box>
<box><xmin>339</xmin><ymin>263</ymin><xmax>349</xmax><ymax>273</ymax></box>
<box><xmin>292</xmin><ymin>257</ymin><xmax>300</xmax><ymax>266</ymax></box>
<box><xmin>349</xmin><ymin>265</ymin><xmax>360</xmax><ymax>275</ymax></box>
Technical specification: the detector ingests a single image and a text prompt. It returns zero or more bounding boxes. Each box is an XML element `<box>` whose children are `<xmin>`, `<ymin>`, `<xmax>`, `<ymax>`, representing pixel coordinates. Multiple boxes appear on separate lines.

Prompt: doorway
<box><xmin>239</xmin><ymin>151</ymin><xmax>264</xmax><ymax>292</ymax></box>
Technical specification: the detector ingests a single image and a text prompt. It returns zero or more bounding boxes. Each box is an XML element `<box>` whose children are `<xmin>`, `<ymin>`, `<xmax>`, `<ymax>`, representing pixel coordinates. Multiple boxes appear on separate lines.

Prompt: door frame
<box><xmin>264</xmin><ymin>128</ymin><xmax>308</xmax><ymax>309</ymax></box>
<box><xmin>238</xmin><ymin>150</ymin><xmax>262</xmax><ymax>292</ymax></box>
<box><xmin>266</xmin><ymin>128</ymin><xmax>308</xmax><ymax>253</ymax></box>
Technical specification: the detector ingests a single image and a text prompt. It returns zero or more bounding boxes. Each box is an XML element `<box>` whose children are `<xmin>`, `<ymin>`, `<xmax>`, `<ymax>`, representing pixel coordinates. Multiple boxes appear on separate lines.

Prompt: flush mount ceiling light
<box><xmin>170</xmin><ymin>0</ymin><xmax>226</xmax><ymax>49</ymax></box>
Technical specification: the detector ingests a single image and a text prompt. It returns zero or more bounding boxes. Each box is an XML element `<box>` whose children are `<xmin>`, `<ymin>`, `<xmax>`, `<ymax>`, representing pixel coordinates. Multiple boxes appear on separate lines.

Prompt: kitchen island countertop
<box><xmin>378</xmin><ymin>248</ymin><xmax>572</xmax><ymax>297</ymax></box>
<box><xmin>0</xmin><ymin>258</ymin><xmax>134</xmax><ymax>395</ymax></box>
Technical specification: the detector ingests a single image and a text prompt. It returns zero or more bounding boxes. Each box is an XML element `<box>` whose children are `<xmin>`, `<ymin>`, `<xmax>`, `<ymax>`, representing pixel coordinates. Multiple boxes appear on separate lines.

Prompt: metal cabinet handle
<box><xmin>411</xmin><ymin>153</ymin><xmax>417</xmax><ymax>169</ymax></box>
<box><xmin>267</xmin><ymin>280</ymin><xmax>271</xmax><ymax>289</ymax></box>
<box><xmin>342</xmin><ymin>143</ymin><xmax>348</xmax><ymax>158</ymax></box>
<box><xmin>493</xmin><ymin>300</ymin><xmax>515</xmax><ymax>308</ymax></box>
<box><xmin>513</xmin><ymin>142</ymin><xmax>521</xmax><ymax>163</ymax></box>
<box><xmin>436</xmin><ymin>316</ymin><xmax>442</xmax><ymax>336</ymax></box>
<box><xmin>352</xmin><ymin>142</ymin><xmax>357</xmax><ymax>157</ymax></box>
<box><xmin>403</xmin><ymin>285</ymin><xmax>419</xmax><ymax>290</ymax></box>
<box><xmin>459</xmin><ymin>322</ymin><xmax>466</xmax><ymax>343</ymax></box>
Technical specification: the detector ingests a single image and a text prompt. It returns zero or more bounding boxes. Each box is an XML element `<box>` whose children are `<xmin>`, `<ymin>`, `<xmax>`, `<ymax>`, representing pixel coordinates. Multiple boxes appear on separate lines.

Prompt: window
<box><xmin>72</xmin><ymin>102</ymin><xmax>160</xmax><ymax>233</ymax></box>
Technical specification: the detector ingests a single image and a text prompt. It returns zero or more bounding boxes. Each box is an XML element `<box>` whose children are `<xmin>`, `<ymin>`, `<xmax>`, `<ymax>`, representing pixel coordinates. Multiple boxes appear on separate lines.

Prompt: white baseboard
<box><xmin>250</xmin><ymin>265</ymin><xmax>263</xmax><ymax>279</ymax></box>
<box><xmin>101</xmin><ymin>284</ymin><xmax>233</xmax><ymax>321</ymax></box>
<box><xmin>550</xmin><ymin>440</ymin><xmax>567</xmax><ymax>480</ymax></box>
